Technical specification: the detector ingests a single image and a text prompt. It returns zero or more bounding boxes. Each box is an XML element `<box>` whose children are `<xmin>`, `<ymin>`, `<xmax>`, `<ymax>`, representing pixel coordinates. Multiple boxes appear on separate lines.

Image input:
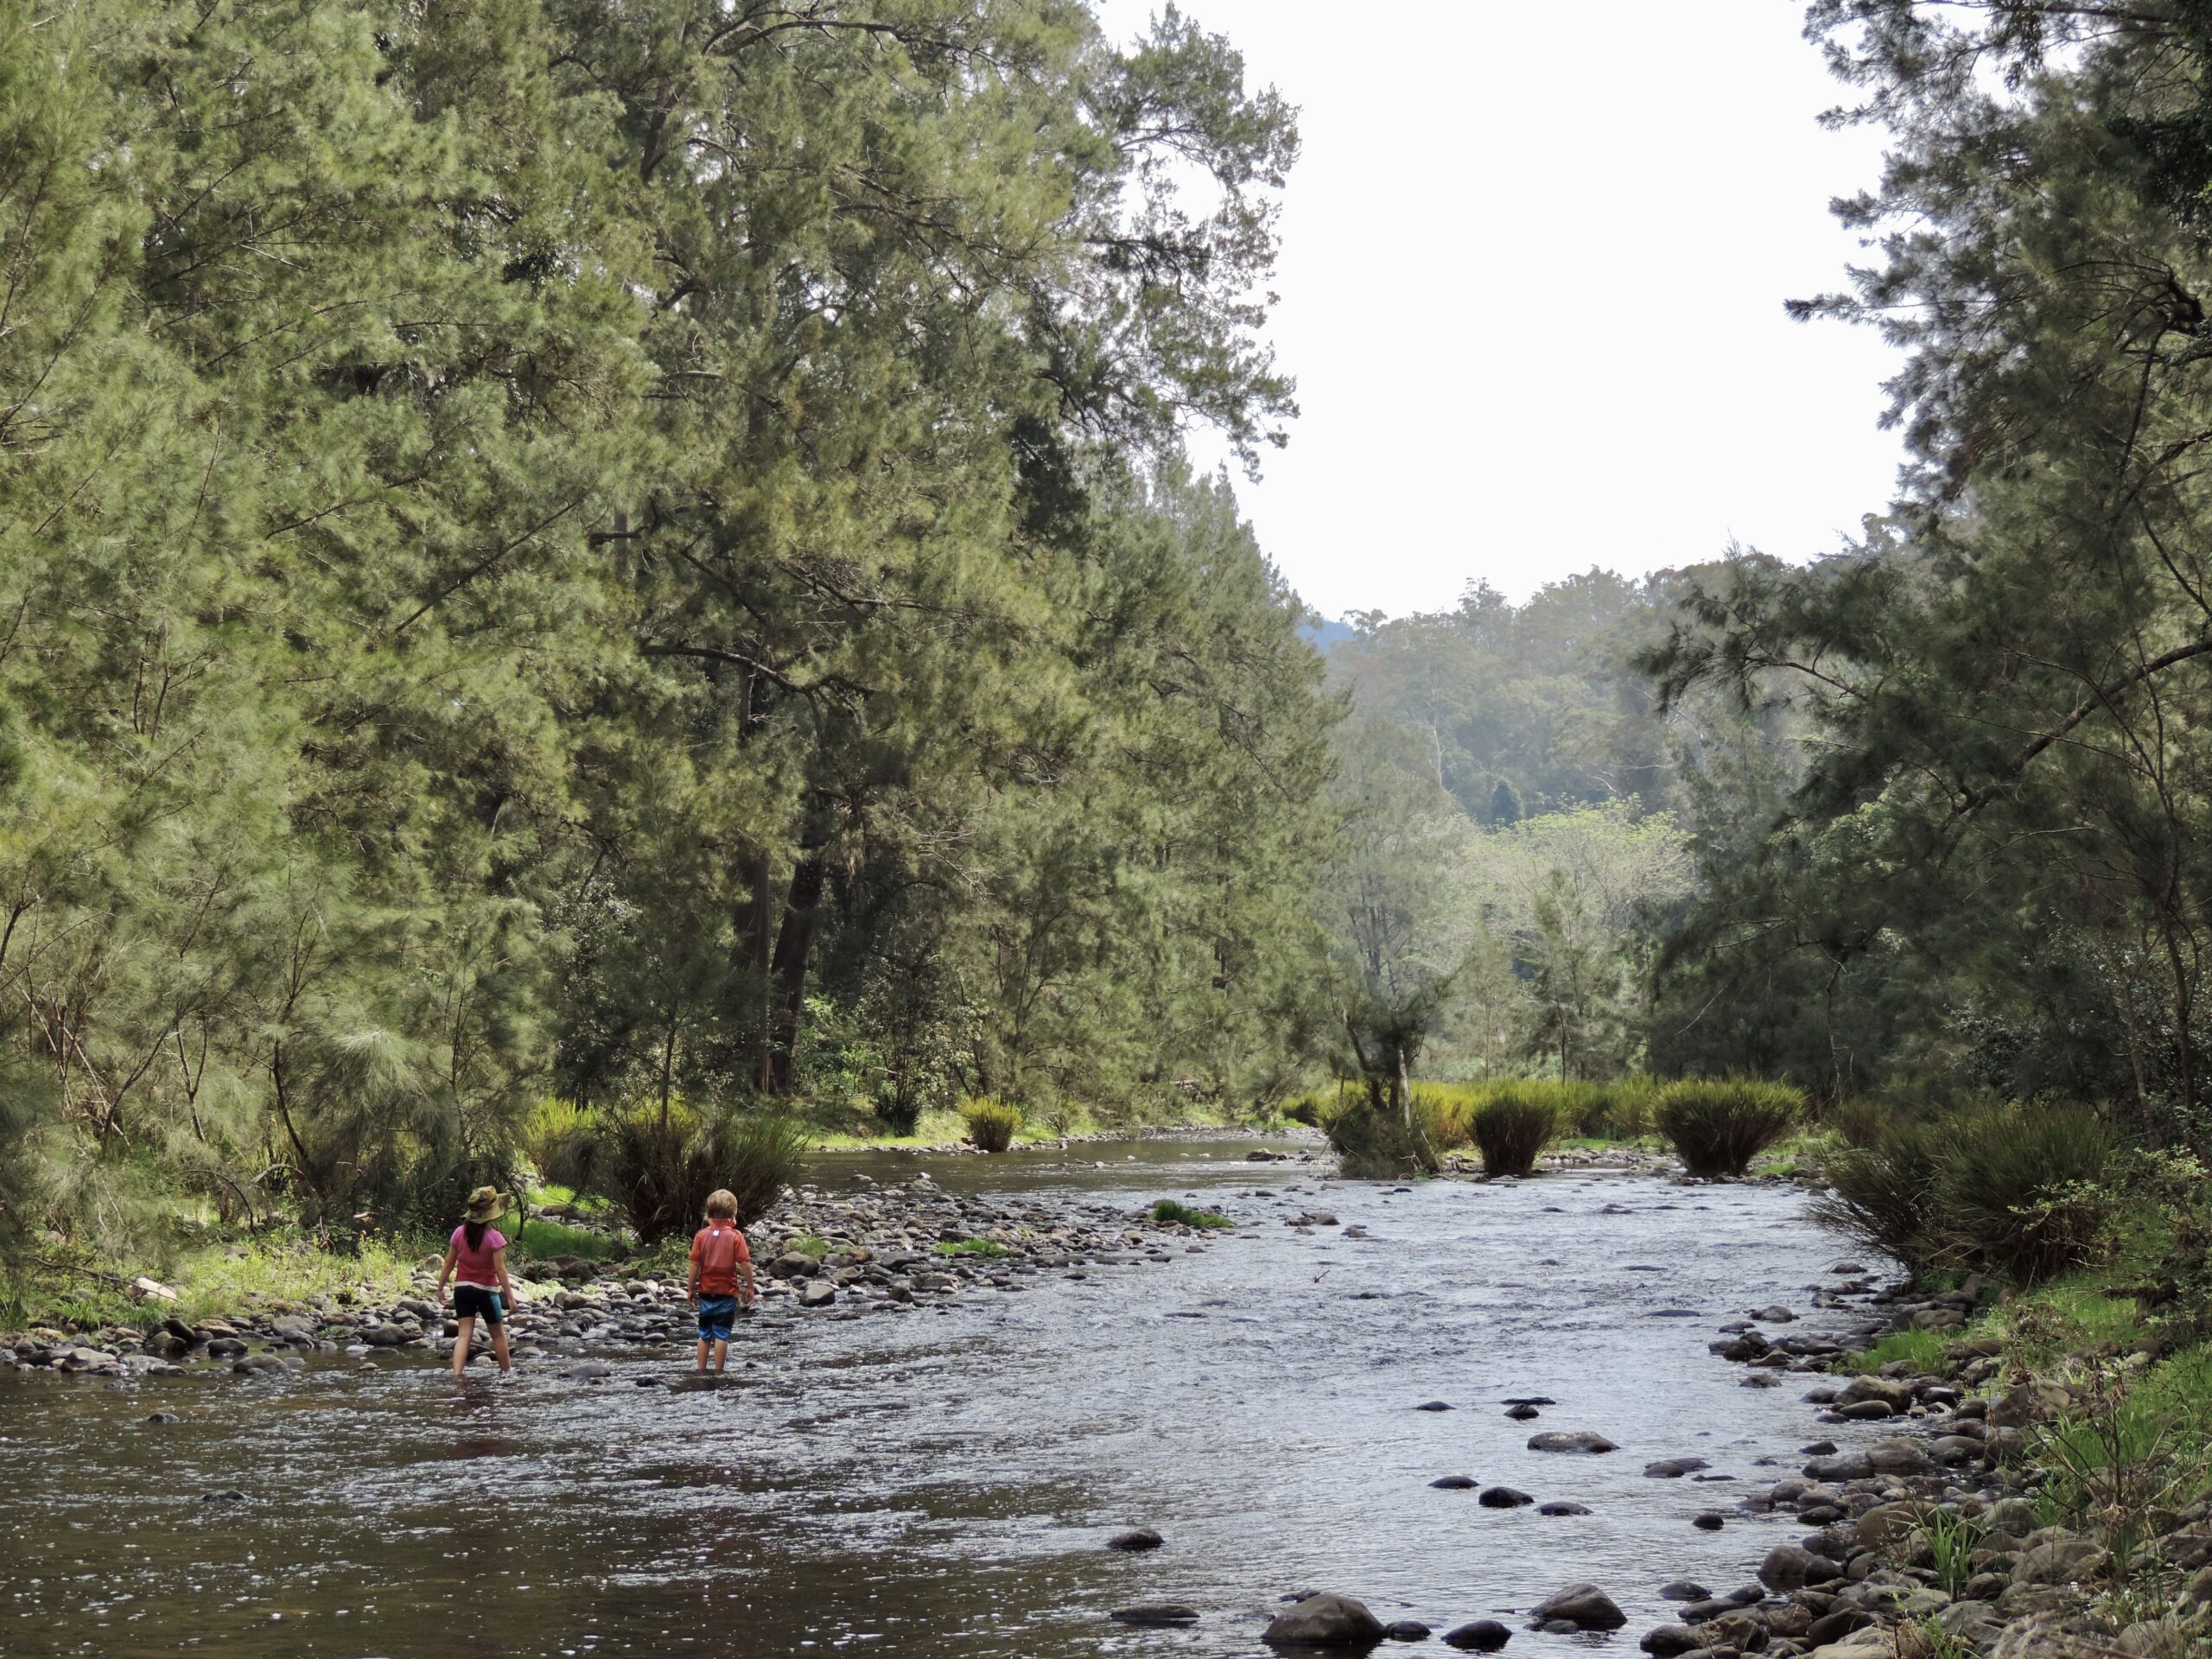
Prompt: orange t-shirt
<box><xmin>690</xmin><ymin>1222</ymin><xmax>751</xmax><ymax>1296</ymax></box>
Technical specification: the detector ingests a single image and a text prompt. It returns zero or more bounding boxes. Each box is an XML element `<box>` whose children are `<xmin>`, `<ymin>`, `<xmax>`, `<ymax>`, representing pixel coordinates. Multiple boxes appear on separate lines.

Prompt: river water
<box><xmin>0</xmin><ymin>1141</ymin><xmax>1884</xmax><ymax>1658</ymax></box>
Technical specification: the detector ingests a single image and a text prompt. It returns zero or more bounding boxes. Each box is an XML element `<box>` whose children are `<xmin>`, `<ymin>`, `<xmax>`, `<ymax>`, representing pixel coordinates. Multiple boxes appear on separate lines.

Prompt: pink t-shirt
<box><xmin>449</xmin><ymin>1225</ymin><xmax>506</xmax><ymax>1288</ymax></box>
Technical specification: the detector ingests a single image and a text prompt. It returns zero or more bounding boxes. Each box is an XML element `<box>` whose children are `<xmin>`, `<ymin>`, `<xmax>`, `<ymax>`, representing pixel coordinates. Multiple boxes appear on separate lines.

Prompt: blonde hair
<box><xmin>704</xmin><ymin>1188</ymin><xmax>739</xmax><ymax>1220</ymax></box>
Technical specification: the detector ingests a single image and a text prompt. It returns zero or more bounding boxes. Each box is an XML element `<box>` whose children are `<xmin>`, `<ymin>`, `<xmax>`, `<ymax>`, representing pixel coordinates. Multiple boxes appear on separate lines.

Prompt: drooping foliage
<box><xmin>1643</xmin><ymin>1</ymin><xmax>2212</xmax><ymax>1137</ymax></box>
<box><xmin>0</xmin><ymin>0</ymin><xmax>1338</xmax><ymax>1248</ymax></box>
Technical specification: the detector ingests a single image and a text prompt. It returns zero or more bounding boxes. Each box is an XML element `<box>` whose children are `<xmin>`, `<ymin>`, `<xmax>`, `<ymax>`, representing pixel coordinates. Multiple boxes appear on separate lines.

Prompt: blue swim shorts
<box><xmin>696</xmin><ymin>1295</ymin><xmax>738</xmax><ymax>1343</ymax></box>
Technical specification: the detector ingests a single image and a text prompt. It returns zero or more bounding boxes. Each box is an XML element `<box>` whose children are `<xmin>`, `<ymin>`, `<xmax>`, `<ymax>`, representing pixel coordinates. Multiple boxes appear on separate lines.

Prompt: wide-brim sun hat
<box><xmin>463</xmin><ymin>1185</ymin><xmax>508</xmax><ymax>1224</ymax></box>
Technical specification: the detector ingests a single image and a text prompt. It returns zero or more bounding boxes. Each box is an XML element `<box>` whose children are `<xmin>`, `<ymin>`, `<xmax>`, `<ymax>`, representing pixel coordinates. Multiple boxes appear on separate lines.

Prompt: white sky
<box><xmin>1098</xmin><ymin>0</ymin><xmax>1909</xmax><ymax>620</ymax></box>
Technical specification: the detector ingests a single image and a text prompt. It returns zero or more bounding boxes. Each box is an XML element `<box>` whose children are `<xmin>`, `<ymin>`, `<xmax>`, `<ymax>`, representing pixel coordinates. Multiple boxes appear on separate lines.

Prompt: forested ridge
<box><xmin>0</xmin><ymin>0</ymin><xmax>1341</xmax><ymax>1240</ymax></box>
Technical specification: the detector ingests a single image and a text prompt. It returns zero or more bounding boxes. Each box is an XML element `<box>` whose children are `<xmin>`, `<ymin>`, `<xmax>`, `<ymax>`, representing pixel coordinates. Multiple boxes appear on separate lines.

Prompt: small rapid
<box><xmin>0</xmin><ymin>1144</ymin><xmax>1886</xmax><ymax>1658</ymax></box>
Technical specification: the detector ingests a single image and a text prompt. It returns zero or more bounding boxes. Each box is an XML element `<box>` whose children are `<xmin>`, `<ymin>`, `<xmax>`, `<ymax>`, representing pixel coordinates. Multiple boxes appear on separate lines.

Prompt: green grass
<box><xmin>785</xmin><ymin>1235</ymin><xmax>830</xmax><ymax>1260</ymax></box>
<box><xmin>936</xmin><ymin>1238</ymin><xmax>1010</xmax><ymax>1258</ymax></box>
<box><xmin>1150</xmin><ymin>1198</ymin><xmax>1232</xmax><ymax>1230</ymax></box>
<box><xmin>1919</xmin><ymin>1509</ymin><xmax>1986</xmax><ymax>1598</ymax></box>
<box><xmin>1843</xmin><ymin>1328</ymin><xmax>1952</xmax><ymax>1375</ymax></box>
<box><xmin>1</xmin><ymin>1231</ymin><xmax>435</xmax><ymax>1333</ymax></box>
<box><xmin>514</xmin><ymin>1217</ymin><xmax>622</xmax><ymax>1262</ymax></box>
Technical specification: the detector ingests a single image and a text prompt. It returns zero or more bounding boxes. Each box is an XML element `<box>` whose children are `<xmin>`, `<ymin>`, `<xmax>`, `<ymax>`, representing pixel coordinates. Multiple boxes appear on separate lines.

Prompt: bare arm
<box><xmin>436</xmin><ymin>1242</ymin><xmax>457</xmax><ymax>1300</ymax></box>
<box><xmin>739</xmin><ymin>1254</ymin><xmax>756</xmax><ymax>1306</ymax></box>
<box><xmin>493</xmin><ymin>1246</ymin><xmax>515</xmax><ymax>1306</ymax></box>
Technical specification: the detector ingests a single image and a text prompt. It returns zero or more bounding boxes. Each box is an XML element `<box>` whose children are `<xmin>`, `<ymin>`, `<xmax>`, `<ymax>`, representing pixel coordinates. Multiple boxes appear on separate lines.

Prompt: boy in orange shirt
<box><xmin>688</xmin><ymin>1188</ymin><xmax>756</xmax><ymax>1374</ymax></box>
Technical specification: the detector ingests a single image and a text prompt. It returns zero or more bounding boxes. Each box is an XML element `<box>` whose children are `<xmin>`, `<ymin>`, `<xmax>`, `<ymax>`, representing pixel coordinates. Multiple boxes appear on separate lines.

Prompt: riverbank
<box><xmin>1676</xmin><ymin>1270</ymin><xmax>2212</xmax><ymax>1659</ymax></box>
<box><xmin>3</xmin><ymin>1149</ymin><xmax>1319</xmax><ymax>1378</ymax></box>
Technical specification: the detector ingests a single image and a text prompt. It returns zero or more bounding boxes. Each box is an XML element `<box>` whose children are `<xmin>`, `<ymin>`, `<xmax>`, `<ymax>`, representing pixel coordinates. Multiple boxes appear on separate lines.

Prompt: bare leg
<box><xmin>490</xmin><ymin>1323</ymin><xmax>512</xmax><ymax>1373</ymax></box>
<box><xmin>695</xmin><ymin>1338</ymin><xmax>709</xmax><ymax>1373</ymax></box>
<box><xmin>713</xmin><ymin>1338</ymin><xmax>729</xmax><ymax>1374</ymax></box>
<box><xmin>452</xmin><ymin>1315</ymin><xmax>475</xmax><ymax>1378</ymax></box>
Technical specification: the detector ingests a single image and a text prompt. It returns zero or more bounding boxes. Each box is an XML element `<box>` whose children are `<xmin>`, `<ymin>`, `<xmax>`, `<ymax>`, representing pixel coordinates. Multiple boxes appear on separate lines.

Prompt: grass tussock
<box><xmin>1815</xmin><ymin>1103</ymin><xmax>2113</xmax><ymax>1281</ymax></box>
<box><xmin>1470</xmin><ymin>1088</ymin><xmax>1560</xmax><ymax>1178</ymax></box>
<box><xmin>1656</xmin><ymin>1077</ymin><xmax>1803</xmax><ymax>1178</ymax></box>
<box><xmin>960</xmin><ymin>1098</ymin><xmax>1023</xmax><ymax>1153</ymax></box>
<box><xmin>1151</xmin><ymin>1198</ymin><xmax>1232</xmax><ymax>1230</ymax></box>
<box><xmin>521</xmin><ymin>1098</ymin><xmax>810</xmax><ymax>1244</ymax></box>
<box><xmin>1411</xmin><ymin>1077</ymin><xmax>1659</xmax><ymax>1148</ymax></box>
<box><xmin>1844</xmin><ymin>1327</ymin><xmax>1951</xmax><ymax>1375</ymax></box>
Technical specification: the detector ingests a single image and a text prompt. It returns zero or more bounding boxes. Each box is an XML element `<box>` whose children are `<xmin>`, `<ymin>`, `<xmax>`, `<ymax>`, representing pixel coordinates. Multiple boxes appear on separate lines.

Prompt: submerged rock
<box><xmin>1430</xmin><ymin>1475</ymin><xmax>1478</xmax><ymax>1490</ymax></box>
<box><xmin>1109</xmin><ymin>1604</ymin><xmax>1198</xmax><ymax>1625</ymax></box>
<box><xmin>1478</xmin><ymin>1485</ymin><xmax>1533</xmax><ymax>1508</ymax></box>
<box><xmin>1444</xmin><ymin>1618</ymin><xmax>1512</xmax><ymax>1650</ymax></box>
<box><xmin>1263</xmin><ymin>1592</ymin><xmax>1385</xmax><ymax>1649</ymax></box>
<box><xmin>1528</xmin><ymin>1430</ymin><xmax>1616</xmax><ymax>1454</ymax></box>
<box><xmin>1107</xmin><ymin>1528</ymin><xmax>1163</xmax><ymax>1552</ymax></box>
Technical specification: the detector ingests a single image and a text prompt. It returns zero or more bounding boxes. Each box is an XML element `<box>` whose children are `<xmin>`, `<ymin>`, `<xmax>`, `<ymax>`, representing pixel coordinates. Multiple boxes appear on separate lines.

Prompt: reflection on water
<box><xmin>0</xmin><ymin>1147</ymin><xmax>1880</xmax><ymax>1658</ymax></box>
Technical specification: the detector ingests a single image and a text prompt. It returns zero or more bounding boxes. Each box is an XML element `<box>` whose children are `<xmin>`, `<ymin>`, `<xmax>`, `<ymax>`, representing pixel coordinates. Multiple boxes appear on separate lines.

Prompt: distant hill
<box><xmin>1297</xmin><ymin>613</ymin><xmax>1357</xmax><ymax>653</ymax></box>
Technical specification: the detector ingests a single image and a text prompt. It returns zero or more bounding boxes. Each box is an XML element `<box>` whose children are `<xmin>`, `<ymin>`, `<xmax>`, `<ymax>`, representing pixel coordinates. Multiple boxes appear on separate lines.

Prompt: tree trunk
<box><xmin>764</xmin><ymin>855</ymin><xmax>827</xmax><ymax>1094</ymax></box>
<box><xmin>734</xmin><ymin>848</ymin><xmax>775</xmax><ymax>1091</ymax></box>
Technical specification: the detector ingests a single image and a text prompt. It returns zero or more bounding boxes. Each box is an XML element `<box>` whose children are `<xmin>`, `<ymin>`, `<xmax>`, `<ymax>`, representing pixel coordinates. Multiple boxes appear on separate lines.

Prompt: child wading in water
<box><xmin>437</xmin><ymin>1186</ymin><xmax>519</xmax><ymax>1378</ymax></box>
<box><xmin>688</xmin><ymin>1189</ymin><xmax>756</xmax><ymax>1374</ymax></box>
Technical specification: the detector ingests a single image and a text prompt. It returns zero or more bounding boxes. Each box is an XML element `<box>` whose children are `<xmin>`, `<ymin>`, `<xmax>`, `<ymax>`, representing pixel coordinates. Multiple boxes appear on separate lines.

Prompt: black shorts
<box><xmin>454</xmin><ymin>1284</ymin><xmax>505</xmax><ymax>1325</ymax></box>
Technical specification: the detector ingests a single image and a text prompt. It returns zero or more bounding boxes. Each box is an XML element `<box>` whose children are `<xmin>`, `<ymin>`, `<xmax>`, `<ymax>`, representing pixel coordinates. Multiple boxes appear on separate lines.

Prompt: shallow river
<box><xmin>0</xmin><ymin>1141</ymin><xmax>1885</xmax><ymax>1658</ymax></box>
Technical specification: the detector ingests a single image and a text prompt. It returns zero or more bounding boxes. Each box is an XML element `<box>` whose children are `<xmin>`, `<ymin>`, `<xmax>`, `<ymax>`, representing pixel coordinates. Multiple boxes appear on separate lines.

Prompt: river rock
<box><xmin>1109</xmin><ymin>1605</ymin><xmax>1198</xmax><ymax>1625</ymax></box>
<box><xmin>1107</xmin><ymin>1528</ymin><xmax>1163</xmax><ymax>1551</ymax></box>
<box><xmin>1414</xmin><ymin>1400</ymin><xmax>1453</xmax><ymax>1412</ymax></box>
<box><xmin>1382</xmin><ymin>1621</ymin><xmax>1432</xmax><ymax>1641</ymax></box>
<box><xmin>1866</xmin><ymin>1436</ymin><xmax>1933</xmax><ymax>1475</ymax></box>
<box><xmin>1528</xmin><ymin>1585</ymin><xmax>1626</xmax><ymax>1631</ymax></box>
<box><xmin>799</xmin><ymin>1280</ymin><xmax>837</xmax><ymax>1308</ymax></box>
<box><xmin>1693</xmin><ymin>1512</ymin><xmax>1725</xmax><ymax>1531</ymax></box>
<box><xmin>1659</xmin><ymin>1583</ymin><xmax>1711</xmax><ymax>1603</ymax></box>
<box><xmin>1750</xmin><ymin>1304</ymin><xmax>1796</xmax><ymax>1322</ymax></box>
<box><xmin>1990</xmin><ymin>1380</ymin><xmax>2074</xmax><ymax>1429</ymax></box>
<box><xmin>1504</xmin><ymin>1403</ymin><xmax>1540</xmax><ymax>1421</ymax></box>
<box><xmin>1803</xmin><ymin>1450</ymin><xmax>1872</xmax><ymax>1483</ymax></box>
<box><xmin>1536</xmin><ymin>1502</ymin><xmax>1592</xmax><ymax>1516</ymax></box>
<box><xmin>1430</xmin><ymin>1475</ymin><xmax>1478</xmax><ymax>1490</ymax></box>
<box><xmin>359</xmin><ymin>1324</ymin><xmax>410</xmax><ymax>1346</ymax></box>
<box><xmin>1262</xmin><ymin>1592</ymin><xmax>1385</xmax><ymax>1649</ymax></box>
<box><xmin>1696</xmin><ymin>1611</ymin><xmax>1770</xmax><ymax>1652</ymax></box>
<box><xmin>1641</xmin><ymin>1627</ymin><xmax>1702</xmax><ymax>1656</ymax></box>
<box><xmin>1840</xmin><ymin>1375</ymin><xmax>1910</xmax><ymax>1409</ymax></box>
<box><xmin>564</xmin><ymin>1360</ymin><xmax>612</xmax><ymax>1381</ymax></box>
<box><xmin>2015</xmin><ymin>1535</ymin><xmax>2109</xmax><ymax>1586</ymax></box>
<box><xmin>1444</xmin><ymin>1619</ymin><xmax>1512</xmax><ymax>1651</ymax></box>
<box><xmin>1758</xmin><ymin>1544</ymin><xmax>1839</xmax><ymax>1592</ymax></box>
<box><xmin>1528</xmin><ymin>1430</ymin><xmax>1616</xmax><ymax>1454</ymax></box>
<box><xmin>1644</xmin><ymin>1458</ymin><xmax>1709</xmax><ymax>1478</ymax></box>
<box><xmin>1478</xmin><ymin>1485</ymin><xmax>1533</xmax><ymax>1508</ymax></box>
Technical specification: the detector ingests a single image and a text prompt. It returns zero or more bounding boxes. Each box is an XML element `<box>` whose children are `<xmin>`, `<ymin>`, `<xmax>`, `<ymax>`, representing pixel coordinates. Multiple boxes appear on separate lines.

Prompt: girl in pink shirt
<box><xmin>435</xmin><ymin>1186</ymin><xmax>518</xmax><ymax>1377</ymax></box>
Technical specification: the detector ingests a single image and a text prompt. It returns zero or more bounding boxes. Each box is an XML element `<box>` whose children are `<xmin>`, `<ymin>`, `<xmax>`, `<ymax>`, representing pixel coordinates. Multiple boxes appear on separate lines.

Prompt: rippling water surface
<box><xmin>0</xmin><ymin>1143</ymin><xmax>1885</xmax><ymax>1658</ymax></box>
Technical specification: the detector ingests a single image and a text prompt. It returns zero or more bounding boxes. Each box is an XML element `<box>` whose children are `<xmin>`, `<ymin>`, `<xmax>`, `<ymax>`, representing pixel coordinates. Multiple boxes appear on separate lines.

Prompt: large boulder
<box><xmin>1528</xmin><ymin>1585</ymin><xmax>1626</xmax><ymax>1632</ymax></box>
<box><xmin>1990</xmin><ymin>1380</ymin><xmax>2074</xmax><ymax>1430</ymax></box>
<box><xmin>1262</xmin><ymin>1593</ymin><xmax>1385</xmax><ymax>1649</ymax></box>
<box><xmin>1840</xmin><ymin>1375</ymin><xmax>1912</xmax><ymax>1410</ymax></box>
<box><xmin>1759</xmin><ymin>1543</ymin><xmax>1840</xmax><ymax>1592</ymax></box>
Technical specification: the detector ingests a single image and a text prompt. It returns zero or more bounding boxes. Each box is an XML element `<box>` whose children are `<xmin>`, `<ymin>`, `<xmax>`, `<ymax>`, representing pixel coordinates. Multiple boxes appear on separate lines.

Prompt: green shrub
<box><xmin>1471</xmin><ymin>1088</ymin><xmax>1560</xmax><ymax>1178</ymax></box>
<box><xmin>592</xmin><ymin>1101</ymin><xmax>809</xmax><ymax>1243</ymax></box>
<box><xmin>1151</xmin><ymin>1198</ymin><xmax>1232</xmax><ymax>1230</ymax></box>
<box><xmin>1326</xmin><ymin>1097</ymin><xmax>1440</xmax><ymax>1178</ymax></box>
<box><xmin>1815</xmin><ymin>1120</ymin><xmax>1945</xmax><ymax>1274</ymax></box>
<box><xmin>1815</xmin><ymin>1103</ymin><xmax>2114</xmax><ymax>1283</ymax></box>
<box><xmin>1937</xmin><ymin>1103</ymin><xmax>2113</xmax><ymax>1283</ymax></box>
<box><xmin>524</xmin><ymin>1097</ymin><xmax>602</xmax><ymax>1193</ymax></box>
<box><xmin>1656</xmin><ymin>1077</ymin><xmax>1803</xmax><ymax>1178</ymax></box>
<box><xmin>960</xmin><ymin>1097</ymin><xmax>1023</xmax><ymax>1153</ymax></box>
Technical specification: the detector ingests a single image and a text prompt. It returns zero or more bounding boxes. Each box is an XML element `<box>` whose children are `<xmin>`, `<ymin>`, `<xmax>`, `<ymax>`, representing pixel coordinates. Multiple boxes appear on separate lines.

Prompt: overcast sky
<box><xmin>1097</xmin><ymin>0</ymin><xmax>1909</xmax><ymax>620</ymax></box>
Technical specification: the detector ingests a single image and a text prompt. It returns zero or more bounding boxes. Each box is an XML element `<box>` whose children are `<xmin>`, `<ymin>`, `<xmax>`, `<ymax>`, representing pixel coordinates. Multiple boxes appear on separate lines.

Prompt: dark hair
<box><xmin>464</xmin><ymin>1219</ymin><xmax>488</xmax><ymax>1250</ymax></box>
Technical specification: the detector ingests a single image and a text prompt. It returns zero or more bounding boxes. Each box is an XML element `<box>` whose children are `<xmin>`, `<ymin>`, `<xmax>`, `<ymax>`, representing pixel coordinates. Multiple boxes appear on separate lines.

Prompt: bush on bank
<box><xmin>960</xmin><ymin>1098</ymin><xmax>1023</xmax><ymax>1154</ymax></box>
<box><xmin>1815</xmin><ymin>1103</ymin><xmax>2116</xmax><ymax>1282</ymax></box>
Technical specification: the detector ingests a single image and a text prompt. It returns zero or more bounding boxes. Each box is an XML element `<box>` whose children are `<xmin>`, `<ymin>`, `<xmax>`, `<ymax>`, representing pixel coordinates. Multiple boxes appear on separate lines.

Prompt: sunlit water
<box><xmin>0</xmin><ymin>1143</ymin><xmax>1887</xmax><ymax>1658</ymax></box>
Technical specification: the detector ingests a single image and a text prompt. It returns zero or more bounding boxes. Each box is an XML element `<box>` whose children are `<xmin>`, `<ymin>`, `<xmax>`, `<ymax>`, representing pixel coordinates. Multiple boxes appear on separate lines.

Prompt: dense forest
<box><xmin>0</xmin><ymin>0</ymin><xmax>1341</xmax><ymax>1242</ymax></box>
